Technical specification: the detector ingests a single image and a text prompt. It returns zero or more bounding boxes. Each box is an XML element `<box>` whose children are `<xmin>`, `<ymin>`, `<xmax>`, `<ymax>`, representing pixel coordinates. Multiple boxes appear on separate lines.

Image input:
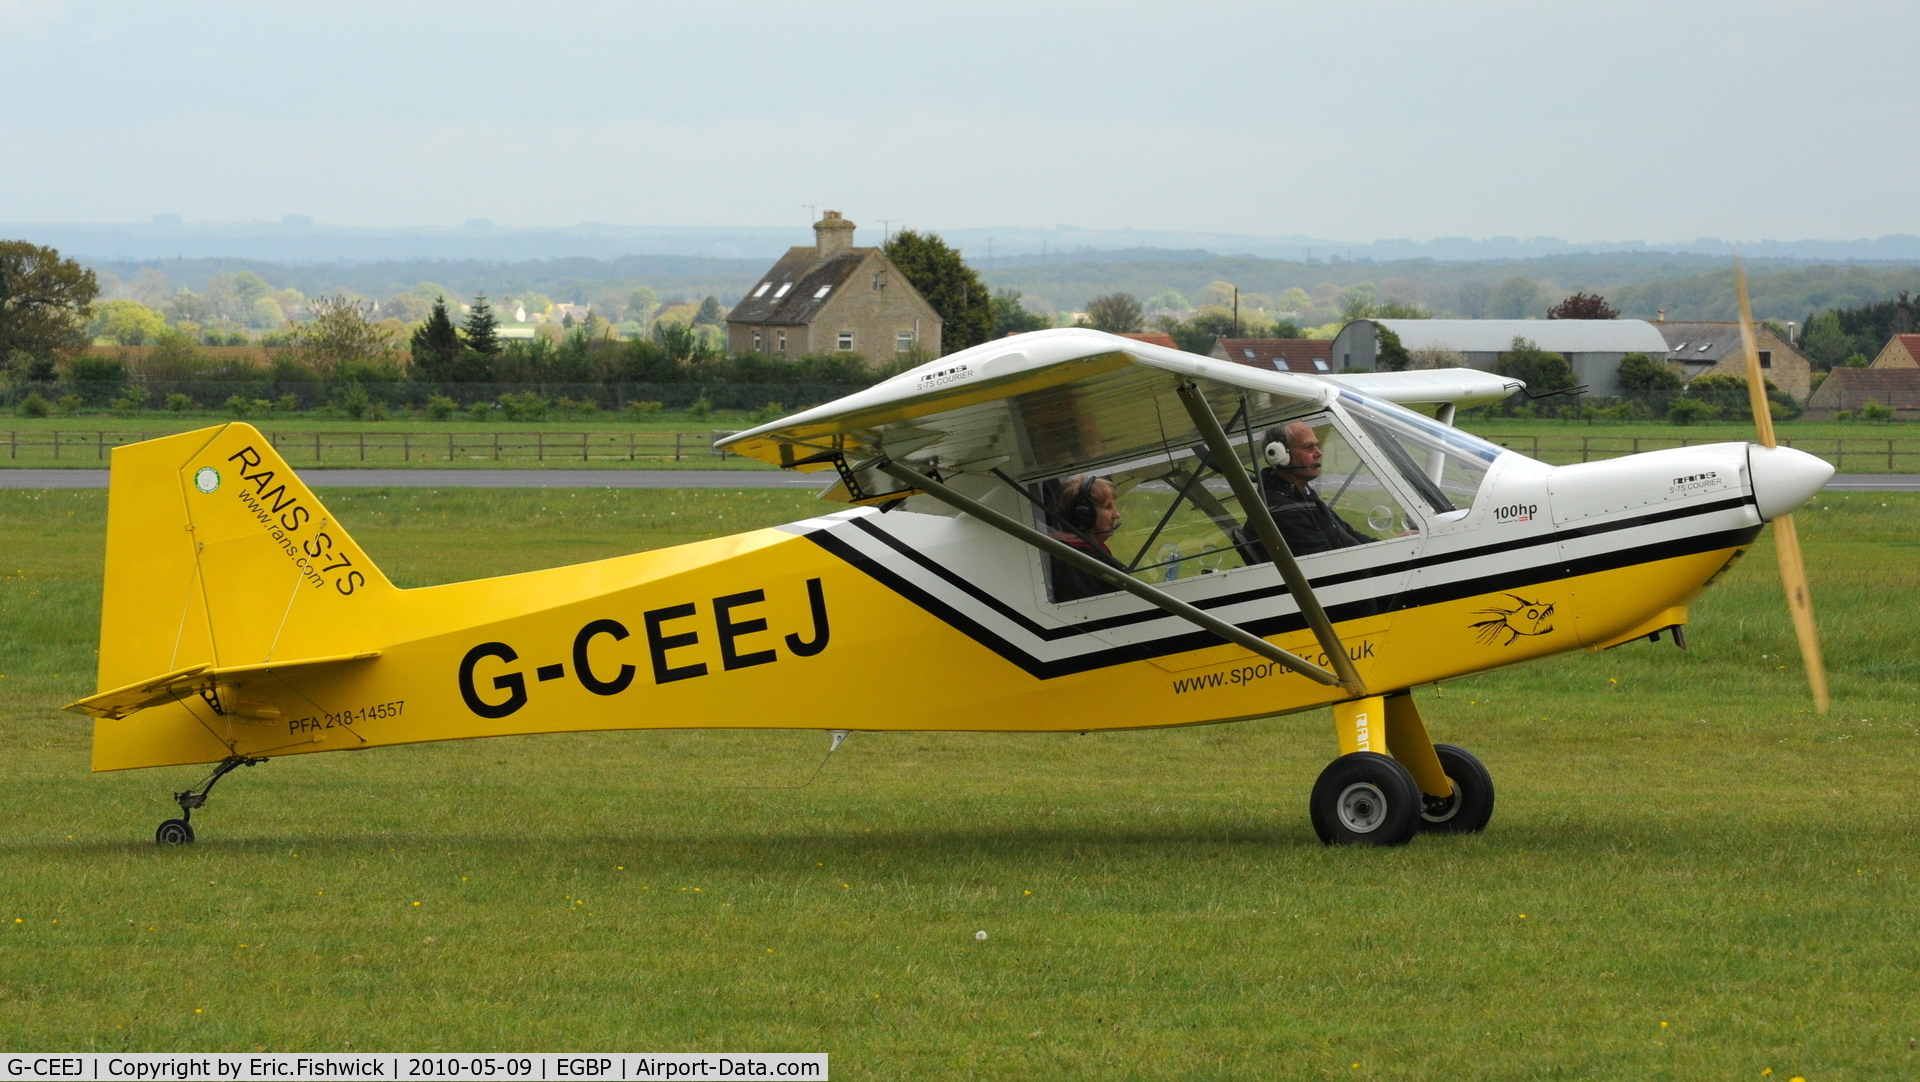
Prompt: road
<box><xmin>4</xmin><ymin>470</ymin><xmax>1919</xmax><ymax>492</ymax></box>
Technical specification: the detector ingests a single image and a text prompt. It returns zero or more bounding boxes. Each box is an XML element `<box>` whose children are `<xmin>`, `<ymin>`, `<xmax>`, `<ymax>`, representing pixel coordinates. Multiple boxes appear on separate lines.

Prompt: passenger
<box><xmin>1046</xmin><ymin>474</ymin><xmax>1127</xmax><ymax>602</ymax></box>
<box><xmin>1254</xmin><ymin>421</ymin><xmax>1376</xmax><ymax>557</ymax></box>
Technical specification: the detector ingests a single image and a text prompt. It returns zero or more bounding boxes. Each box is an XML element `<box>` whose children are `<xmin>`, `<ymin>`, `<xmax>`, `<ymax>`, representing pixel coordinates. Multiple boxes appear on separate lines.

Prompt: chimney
<box><xmin>1656</xmin><ymin>308</ymin><xmax>1666</xmax><ymax>322</ymax></box>
<box><xmin>814</xmin><ymin>210</ymin><xmax>855</xmax><ymax>259</ymax></box>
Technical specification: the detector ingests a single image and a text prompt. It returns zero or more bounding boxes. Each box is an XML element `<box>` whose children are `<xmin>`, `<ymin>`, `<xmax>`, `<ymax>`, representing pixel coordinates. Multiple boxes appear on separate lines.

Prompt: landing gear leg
<box><xmin>1311</xmin><ymin>693</ymin><xmax>1495</xmax><ymax>844</ymax></box>
<box><xmin>1381</xmin><ymin>691</ymin><xmax>1494</xmax><ymax>834</ymax></box>
<box><xmin>155</xmin><ymin>755</ymin><xmax>265</xmax><ymax>845</ymax></box>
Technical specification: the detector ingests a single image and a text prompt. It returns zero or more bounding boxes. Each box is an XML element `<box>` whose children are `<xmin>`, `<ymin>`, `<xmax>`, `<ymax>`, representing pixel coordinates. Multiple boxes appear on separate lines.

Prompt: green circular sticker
<box><xmin>194</xmin><ymin>467</ymin><xmax>220</xmax><ymax>494</ymax></box>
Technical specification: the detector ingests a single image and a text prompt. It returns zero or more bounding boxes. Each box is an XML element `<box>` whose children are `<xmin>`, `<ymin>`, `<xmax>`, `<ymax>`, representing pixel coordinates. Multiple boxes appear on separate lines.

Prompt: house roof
<box><xmin>1655</xmin><ymin>321</ymin><xmax>1812</xmax><ymax>368</ymax></box>
<box><xmin>1806</xmin><ymin>368</ymin><xmax>1920</xmax><ymax>410</ymax></box>
<box><xmin>1876</xmin><ymin>333</ymin><xmax>1920</xmax><ymax>365</ymax></box>
<box><xmin>725</xmin><ymin>247</ymin><xmax>872</xmax><ymax>327</ymax></box>
<box><xmin>1211</xmin><ymin>337</ymin><xmax>1336</xmax><ymax>373</ymax></box>
<box><xmin>1369</xmin><ymin>318</ymin><xmax>1670</xmax><ymax>354</ymax></box>
<box><xmin>1116</xmin><ymin>332</ymin><xmax>1178</xmax><ymax>350</ymax></box>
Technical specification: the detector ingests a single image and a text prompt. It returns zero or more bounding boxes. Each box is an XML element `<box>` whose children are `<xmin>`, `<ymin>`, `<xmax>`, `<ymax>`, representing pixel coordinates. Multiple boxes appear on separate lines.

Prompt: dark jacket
<box><xmin>1254</xmin><ymin>470</ymin><xmax>1374</xmax><ymax>558</ymax></box>
<box><xmin>1047</xmin><ymin>532</ymin><xmax>1126</xmax><ymax>602</ymax></box>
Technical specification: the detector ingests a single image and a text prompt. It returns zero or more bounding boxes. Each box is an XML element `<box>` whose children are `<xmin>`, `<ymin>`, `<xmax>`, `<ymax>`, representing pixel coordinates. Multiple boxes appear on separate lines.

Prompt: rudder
<box><xmin>97</xmin><ymin>423</ymin><xmax>393</xmax><ymax>696</ymax></box>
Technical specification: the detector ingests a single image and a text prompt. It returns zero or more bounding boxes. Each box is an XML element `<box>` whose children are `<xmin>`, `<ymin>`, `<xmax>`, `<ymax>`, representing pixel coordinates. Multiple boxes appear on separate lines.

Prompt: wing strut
<box><xmin>1173</xmin><ymin>381</ymin><xmax>1367</xmax><ymax>697</ymax></box>
<box><xmin>872</xmin><ymin>460</ymin><xmax>1347</xmax><ymax>688</ymax></box>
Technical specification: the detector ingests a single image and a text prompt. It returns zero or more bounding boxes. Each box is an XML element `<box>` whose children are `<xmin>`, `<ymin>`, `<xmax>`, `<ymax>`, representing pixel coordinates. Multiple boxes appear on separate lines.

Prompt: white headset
<box><xmin>1263</xmin><ymin>428</ymin><xmax>1295</xmax><ymax>468</ymax></box>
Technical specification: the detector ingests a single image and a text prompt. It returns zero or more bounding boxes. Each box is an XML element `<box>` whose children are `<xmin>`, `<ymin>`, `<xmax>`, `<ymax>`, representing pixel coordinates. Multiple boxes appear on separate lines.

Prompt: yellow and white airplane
<box><xmin>70</xmin><ymin>299</ymin><xmax>1833</xmax><ymax>847</ymax></box>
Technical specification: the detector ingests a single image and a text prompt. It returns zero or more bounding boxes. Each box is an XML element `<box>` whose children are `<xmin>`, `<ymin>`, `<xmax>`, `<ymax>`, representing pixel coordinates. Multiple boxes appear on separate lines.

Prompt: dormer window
<box><xmin>752</xmin><ymin>282</ymin><xmax>771</xmax><ymax>298</ymax></box>
<box><xmin>773</xmin><ymin>282</ymin><xmax>792</xmax><ymax>298</ymax></box>
<box><xmin>814</xmin><ymin>285</ymin><xmax>832</xmax><ymax>299</ymax></box>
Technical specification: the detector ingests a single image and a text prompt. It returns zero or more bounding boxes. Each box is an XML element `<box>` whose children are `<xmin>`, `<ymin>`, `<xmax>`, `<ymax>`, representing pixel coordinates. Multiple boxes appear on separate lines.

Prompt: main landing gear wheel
<box><xmin>1417</xmin><ymin>744</ymin><xmax>1496</xmax><ymax>835</ymax></box>
<box><xmin>1310</xmin><ymin>752</ymin><xmax>1421</xmax><ymax>846</ymax></box>
<box><xmin>155</xmin><ymin>818</ymin><xmax>195</xmax><ymax>845</ymax></box>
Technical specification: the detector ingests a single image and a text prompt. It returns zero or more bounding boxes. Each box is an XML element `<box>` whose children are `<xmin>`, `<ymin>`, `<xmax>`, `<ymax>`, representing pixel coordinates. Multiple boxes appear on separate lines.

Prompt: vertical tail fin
<box><xmin>97</xmin><ymin>423</ymin><xmax>394</xmax><ymax>695</ymax></box>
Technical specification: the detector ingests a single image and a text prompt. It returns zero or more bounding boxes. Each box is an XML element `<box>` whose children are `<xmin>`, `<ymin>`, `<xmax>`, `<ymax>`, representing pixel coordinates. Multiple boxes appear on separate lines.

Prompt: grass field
<box><xmin>2</xmin><ymin>486</ymin><xmax>1917</xmax><ymax>1078</ymax></box>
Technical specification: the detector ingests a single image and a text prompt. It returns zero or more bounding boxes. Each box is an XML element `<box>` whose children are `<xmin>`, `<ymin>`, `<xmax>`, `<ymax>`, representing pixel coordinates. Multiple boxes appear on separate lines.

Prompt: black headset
<box><xmin>1061</xmin><ymin>475</ymin><xmax>1102</xmax><ymax>532</ymax></box>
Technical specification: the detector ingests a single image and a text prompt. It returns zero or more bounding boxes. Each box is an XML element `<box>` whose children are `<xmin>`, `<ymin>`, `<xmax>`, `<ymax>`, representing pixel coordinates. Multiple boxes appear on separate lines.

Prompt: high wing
<box><xmin>715</xmin><ymin>329</ymin><xmax>1524</xmax><ymax>504</ymax></box>
<box><xmin>716</xmin><ymin>329</ymin><xmax>1335</xmax><ymax>503</ymax></box>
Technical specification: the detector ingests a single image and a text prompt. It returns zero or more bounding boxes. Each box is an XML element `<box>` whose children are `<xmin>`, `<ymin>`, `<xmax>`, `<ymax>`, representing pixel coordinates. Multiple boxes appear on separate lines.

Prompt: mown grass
<box><xmin>1</xmin><ymin>487</ymin><xmax>1916</xmax><ymax>1079</ymax></box>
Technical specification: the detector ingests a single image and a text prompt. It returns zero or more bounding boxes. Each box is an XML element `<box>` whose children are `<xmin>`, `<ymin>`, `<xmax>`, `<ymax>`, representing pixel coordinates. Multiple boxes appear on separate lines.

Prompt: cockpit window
<box><xmin>1337</xmin><ymin>391</ymin><xmax>1500</xmax><ymax>514</ymax></box>
<box><xmin>1025</xmin><ymin>409</ymin><xmax>1415</xmax><ymax>603</ymax></box>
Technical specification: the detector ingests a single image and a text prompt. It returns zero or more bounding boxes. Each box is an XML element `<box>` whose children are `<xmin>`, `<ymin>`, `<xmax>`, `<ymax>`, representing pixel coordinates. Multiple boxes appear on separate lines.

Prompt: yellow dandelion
<box><xmin>617</xmin><ymin>866</ymin><xmax>624</xmax><ymax>871</ymax></box>
<box><xmin>767</xmin><ymin>948</ymin><xmax>774</xmax><ymax>953</ymax></box>
<box><xmin>194</xmin><ymin>1009</ymin><xmax>202</xmax><ymax>1015</ymax></box>
<box><xmin>1024</xmin><ymin>890</ymin><xmax>1032</xmax><ymax>895</ymax></box>
<box><xmin>412</xmin><ymin>901</ymin><xmax>421</xmax><ymax>907</ymax></box>
<box><xmin>1660</xmin><ymin>1021</ymin><xmax>1668</xmax><ymax>1028</ymax></box>
<box><xmin>239</xmin><ymin>944</ymin><xmax>248</xmax><ymax>949</ymax></box>
<box><xmin>1519</xmin><ymin>914</ymin><xmax>1527</xmax><ymax>919</ymax></box>
<box><xmin>1761</xmin><ymin>1071</ymin><xmax>1772</xmax><ymax>1077</ymax></box>
<box><xmin>843</xmin><ymin>884</ymin><xmax>850</xmax><ymax>889</ymax></box>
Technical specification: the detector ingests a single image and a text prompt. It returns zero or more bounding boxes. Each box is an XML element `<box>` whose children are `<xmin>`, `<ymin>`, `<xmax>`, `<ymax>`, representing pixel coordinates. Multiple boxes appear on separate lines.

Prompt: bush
<box><xmin>466</xmin><ymin>401</ymin><xmax>494</xmax><ymax>421</ymax></box>
<box><xmin>686</xmin><ymin>397</ymin><xmax>711</xmax><ymax>421</ymax></box>
<box><xmin>340</xmin><ymin>383</ymin><xmax>372</xmax><ymax>421</ymax></box>
<box><xmin>224</xmin><ymin>395</ymin><xmax>253</xmax><ymax>419</ymax></box>
<box><xmin>554</xmin><ymin>396</ymin><xmax>593</xmax><ymax>420</ymax></box>
<box><xmin>1861</xmin><ymin>399</ymin><xmax>1896</xmax><ymax>422</ymax></box>
<box><xmin>625</xmin><ymin>400</ymin><xmax>664</xmax><ymax>419</ymax></box>
<box><xmin>110</xmin><ymin>387</ymin><xmax>149</xmax><ymax>417</ymax></box>
<box><xmin>498</xmin><ymin>391</ymin><xmax>549</xmax><ymax>421</ymax></box>
<box><xmin>1835</xmin><ymin>410</ymin><xmax>1855</xmax><ymax>422</ymax></box>
<box><xmin>275</xmin><ymin>394</ymin><xmax>299</xmax><ymax>415</ymax></box>
<box><xmin>426</xmin><ymin>395</ymin><xmax>457</xmax><ymax>421</ymax></box>
<box><xmin>56</xmin><ymin>395</ymin><xmax>82</xmax><ymax>416</ymax></box>
<box><xmin>165</xmin><ymin>393</ymin><xmax>195</xmax><ymax>412</ymax></box>
<box><xmin>18</xmin><ymin>393</ymin><xmax>50</xmax><ymax>417</ymax></box>
<box><xmin>369</xmin><ymin>400</ymin><xmax>389</xmax><ymax>421</ymax></box>
<box><xmin>252</xmin><ymin>399</ymin><xmax>273</xmax><ymax>417</ymax></box>
<box><xmin>316</xmin><ymin>401</ymin><xmax>342</xmax><ymax>419</ymax></box>
<box><xmin>750</xmin><ymin>401</ymin><xmax>786</xmax><ymax>424</ymax></box>
<box><xmin>1668</xmin><ymin>398</ymin><xmax>1716</xmax><ymax>425</ymax></box>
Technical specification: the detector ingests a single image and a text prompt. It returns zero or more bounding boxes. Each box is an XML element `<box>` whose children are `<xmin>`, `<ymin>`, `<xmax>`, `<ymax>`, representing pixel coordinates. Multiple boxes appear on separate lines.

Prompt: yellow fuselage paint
<box><xmin>87</xmin><ymin>424</ymin><xmax>1746</xmax><ymax>771</ymax></box>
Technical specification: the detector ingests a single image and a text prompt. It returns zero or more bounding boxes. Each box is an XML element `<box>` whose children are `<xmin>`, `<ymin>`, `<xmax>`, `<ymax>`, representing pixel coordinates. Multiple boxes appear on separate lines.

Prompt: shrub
<box><xmin>369</xmin><ymin>400</ymin><xmax>389</xmax><ymax>421</ymax></box>
<box><xmin>165</xmin><ymin>393</ymin><xmax>195</xmax><ymax>412</ymax></box>
<box><xmin>1835</xmin><ymin>410</ymin><xmax>1855</xmax><ymax>422</ymax></box>
<box><xmin>426</xmin><ymin>395</ymin><xmax>457</xmax><ymax>421</ymax></box>
<box><xmin>224</xmin><ymin>395</ymin><xmax>252</xmax><ymax>419</ymax></box>
<box><xmin>18</xmin><ymin>393</ymin><xmax>50</xmax><ymax>417</ymax></box>
<box><xmin>625</xmin><ymin>400</ymin><xmax>663</xmax><ymax>419</ymax></box>
<box><xmin>750</xmin><ymin>401</ymin><xmax>786</xmax><ymax>424</ymax></box>
<box><xmin>275</xmin><ymin>394</ymin><xmax>299</xmax><ymax>415</ymax></box>
<box><xmin>498</xmin><ymin>391</ymin><xmax>549</xmax><ymax>421</ymax></box>
<box><xmin>251</xmin><ymin>399</ymin><xmax>273</xmax><ymax>417</ymax></box>
<box><xmin>1860</xmin><ymin>399</ymin><xmax>1896</xmax><ymax>422</ymax></box>
<box><xmin>342</xmin><ymin>383</ymin><xmax>371</xmax><ymax>421</ymax></box>
<box><xmin>316</xmin><ymin>401</ymin><xmax>342</xmax><ymax>419</ymax></box>
<box><xmin>686</xmin><ymin>397</ymin><xmax>711</xmax><ymax>421</ymax></box>
<box><xmin>1668</xmin><ymin>398</ymin><xmax>1716</xmax><ymax>425</ymax></box>
<box><xmin>56</xmin><ymin>395</ymin><xmax>82</xmax><ymax>416</ymax></box>
<box><xmin>466</xmin><ymin>401</ymin><xmax>494</xmax><ymax>421</ymax></box>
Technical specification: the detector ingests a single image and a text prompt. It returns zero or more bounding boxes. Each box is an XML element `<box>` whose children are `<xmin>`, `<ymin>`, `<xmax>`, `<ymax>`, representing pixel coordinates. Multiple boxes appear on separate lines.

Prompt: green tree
<box><xmin>1144</xmin><ymin>290</ymin><xmax>1190</xmax><ymax>312</ymax></box>
<box><xmin>1547</xmin><ymin>292</ymin><xmax>1619</xmax><ymax>320</ymax></box>
<box><xmin>0</xmin><ymin>240</ymin><xmax>99</xmax><ymax>362</ymax></box>
<box><xmin>883</xmin><ymin>230</ymin><xmax>991</xmax><ymax>355</ymax></box>
<box><xmin>92</xmin><ymin>299</ymin><xmax>168</xmax><ymax>345</ymax></box>
<box><xmin>1085</xmin><ymin>292</ymin><xmax>1144</xmax><ymax>333</ymax></box>
<box><xmin>463</xmin><ymin>294</ymin><xmax>501</xmax><ymax>357</ymax></box>
<box><xmin>1491</xmin><ymin>277</ymin><xmax>1546</xmax><ymax>319</ymax></box>
<box><xmin>1796</xmin><ymin>311</ymin><xmax>1854</xmax><ymax>370</ymax></box>
<box><xmin>991</xmin><ymin>289</ymin><xmax>1051</xmax><ymax>338</ymax></box>
<box><xmin>692</xmin><ymin>296</ymin><xmax>725</xmax><ymax>327</ymax></box>
<box><xmin>1375</xmin><ymin>327</ymin><xmax>1411</xmax><ymax>371</ymax></box>
<box><xmin>293</xmin><ymin>296</ymin><xmax>395</xmax><ymax>376</ymax></box>
<box><xmin>626</xmin><ymin>286</ymin><xmax>658</xmax><ymax>324</ymax></box>
<box><xmin>409</xmin><ymin>298</ymin><xmax>463</xmax><ymax>381</ymax></box>
<box><xmin>1495</xmin><ymin>337</ymin><xmax>1576</xmax><ymax>395</ymax></box>
<box><xmin>1617</xmin><ymin>352</ymin><xmax>1682</xmax><ymax>395</ymax></box>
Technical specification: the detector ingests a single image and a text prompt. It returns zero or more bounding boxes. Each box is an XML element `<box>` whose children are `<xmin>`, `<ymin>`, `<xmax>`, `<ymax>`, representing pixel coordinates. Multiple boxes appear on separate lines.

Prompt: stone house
<box><xmin>726</xmin><ymin>211</ymin><xmax>941</xmax><ymax>364</ymax></box>
<box><xmin>1653</xmin><ymin>321</ymin><xmax>1813</xmax><ymax>401</ymax></box>
<box><xmin>1802</xmin><ymin>368</ymin><xmax>1920</xmax><ymax>420</ymax></box>
<box><xmin>1869</xmin><ymin>333</ymin><xmax>1920</xmax><ymax>368</ymax></box>
<box><xmin>1210</xmin><ymin>338</ymin><xmax>1336</xmax><ymax>373</ymax></box>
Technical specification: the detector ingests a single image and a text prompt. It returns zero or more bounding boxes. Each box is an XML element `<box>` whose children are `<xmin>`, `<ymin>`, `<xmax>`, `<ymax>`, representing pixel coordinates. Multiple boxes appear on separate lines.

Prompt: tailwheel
<box><xmin>1417</xmin><ymin>744</ymin><xmax>1495</xmax><ymax>834</ymax></box>
<box><xmin>1310</xmin><ymin>752</ymin><xmax>1421</xmax><ymax>846</ymax></box>
<box><xmin>155</xmin><ymin>818</ymin><xmax>195</xmax><ymax>845</ymax></box>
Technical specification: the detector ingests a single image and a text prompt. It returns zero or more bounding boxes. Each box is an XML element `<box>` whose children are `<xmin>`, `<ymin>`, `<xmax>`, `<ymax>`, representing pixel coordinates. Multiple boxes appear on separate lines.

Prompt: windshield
<box><xmin>1337</xmin><ymin>391</ymin><xmax>1502</xmax><ymax>514</ymax></box>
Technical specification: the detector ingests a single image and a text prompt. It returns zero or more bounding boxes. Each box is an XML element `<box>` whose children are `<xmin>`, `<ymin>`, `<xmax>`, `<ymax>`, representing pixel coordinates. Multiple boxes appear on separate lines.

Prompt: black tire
<box><xmin>1416</xmin><ymin>744</ymin><xmax>1495</xmax><ymax>834</ymax></box>
<box><xmin>155</xmin><ymin>818</ymin><xmax>195</xmax><ymax>845</ymax></box>
<box><xmin>1310</xmin><ymin>752</ymin><xmax>1422</xmax><ymax>846</ymax></box>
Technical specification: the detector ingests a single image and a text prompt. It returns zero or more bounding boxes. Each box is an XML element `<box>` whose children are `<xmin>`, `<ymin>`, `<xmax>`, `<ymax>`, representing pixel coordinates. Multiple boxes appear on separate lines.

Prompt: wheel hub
<box><xmin>1335</xmin><ymin>782</ymin><xmax>1388</xmax><ymax>833</ymax></box>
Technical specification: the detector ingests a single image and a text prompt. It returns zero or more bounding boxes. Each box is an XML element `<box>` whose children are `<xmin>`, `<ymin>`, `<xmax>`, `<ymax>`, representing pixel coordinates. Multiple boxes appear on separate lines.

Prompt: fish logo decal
<box><xmin>1471</xmin><ymin>594</ymin><xmax>1556</xmax><ymax>646</ymax></box>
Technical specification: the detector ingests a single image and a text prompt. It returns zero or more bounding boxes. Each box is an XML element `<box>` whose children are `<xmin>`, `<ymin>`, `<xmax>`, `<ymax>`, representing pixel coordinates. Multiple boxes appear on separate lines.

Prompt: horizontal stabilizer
<box><xmin>67</xmin><ymin>651</ymin><xmax>380</xmax><ymax>720</ymax></box>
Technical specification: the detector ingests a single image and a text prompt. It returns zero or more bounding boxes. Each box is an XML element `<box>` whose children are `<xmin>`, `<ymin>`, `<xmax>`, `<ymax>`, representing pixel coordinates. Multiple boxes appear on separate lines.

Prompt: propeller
<box><xmin>1733</xmin><ymin>257</ymin><xmax>1830</xmax><ymax>714</ymax></box>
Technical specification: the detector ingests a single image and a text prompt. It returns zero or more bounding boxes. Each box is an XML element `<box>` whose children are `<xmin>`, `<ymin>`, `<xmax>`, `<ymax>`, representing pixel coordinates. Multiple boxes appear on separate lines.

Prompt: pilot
<box><xmin>1254</xmin><ymin>421</ymin><xmax>1376</xmax><ymax>557</ymax></box>
<box><xmin>1046</xmin><ymin>474</ymin><xmax>1126</xmax><ymax>602</ymax></box>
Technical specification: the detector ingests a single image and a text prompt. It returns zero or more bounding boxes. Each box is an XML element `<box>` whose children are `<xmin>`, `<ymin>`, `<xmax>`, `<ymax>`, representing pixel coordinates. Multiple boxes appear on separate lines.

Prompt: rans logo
<box><xmin>193</xmin><ymin>467</ymin><xmax>221</xmax><ymax>494</ymax></box>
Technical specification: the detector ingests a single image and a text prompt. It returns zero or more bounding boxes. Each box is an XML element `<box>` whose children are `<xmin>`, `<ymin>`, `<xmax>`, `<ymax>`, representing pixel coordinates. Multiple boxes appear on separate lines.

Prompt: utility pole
<box><xmin>878</xmin><ymin>219</ymin><xmax>898</xmax><ymax>245</ymax></box>
<box><xmin>802</xmin><ymin>204</ymin><xmax>819</xmax><ymax>226</ymax></box>
<box><xmin>1233</xmin><ymin>287</ymin><xmax>1239</xmax><ymax>337</ymax></box>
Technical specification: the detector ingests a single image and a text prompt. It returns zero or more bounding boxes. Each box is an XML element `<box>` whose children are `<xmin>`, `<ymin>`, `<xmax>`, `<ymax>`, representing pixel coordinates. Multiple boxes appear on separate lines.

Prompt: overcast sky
<box><xmin>3</xmin><ymin>0</ymin><xmax>1916</xmax><ymax>243</ymax></box>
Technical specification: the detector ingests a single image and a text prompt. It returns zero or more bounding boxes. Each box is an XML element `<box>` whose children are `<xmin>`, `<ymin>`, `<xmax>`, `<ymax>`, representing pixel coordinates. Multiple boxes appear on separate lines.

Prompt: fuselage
<box><xmin>88</xmin><ymin>418</ymin><xmax>1829</xmax><ymax>772</ymax></box>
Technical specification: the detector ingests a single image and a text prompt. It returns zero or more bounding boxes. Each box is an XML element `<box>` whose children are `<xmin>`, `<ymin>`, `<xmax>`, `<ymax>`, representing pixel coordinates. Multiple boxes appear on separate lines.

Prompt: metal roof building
<box><xmin>1329</xmin><ymin>318</ymin><xmax>1673</xmax><ymax>397</ymax></box>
